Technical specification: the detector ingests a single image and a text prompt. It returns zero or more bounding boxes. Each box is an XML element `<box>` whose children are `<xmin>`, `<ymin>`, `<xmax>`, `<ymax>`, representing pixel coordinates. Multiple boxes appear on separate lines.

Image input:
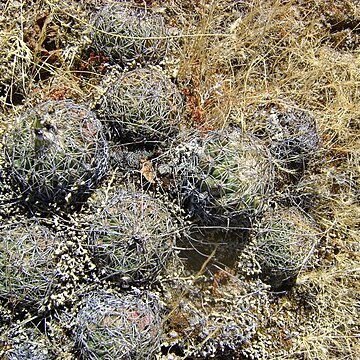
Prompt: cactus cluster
<box><xmin>0</xmin><ymin>1</ymin><xmax>331</xmax><ymax>358</ymax></box>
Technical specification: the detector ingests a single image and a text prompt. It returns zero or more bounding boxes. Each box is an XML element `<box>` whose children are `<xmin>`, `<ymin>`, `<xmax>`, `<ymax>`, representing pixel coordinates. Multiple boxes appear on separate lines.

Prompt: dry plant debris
<box><xmin>0</xmin><ymin>29</ymin><xmax>33</xmax><ymax>106</ymax></box>
<box><xmin>161</xmin><ymin>259</ymin><xmax>271</xmax><ymax>359</ymax></box>
<box><xmin>0</xmin><ymin>0</ymin><xmax>93</xmax><ymax>108</ymax></box>
<box><xmin>0</xmin><ymin>322</ymin><xmax>57</xmax><ymax>360</ymax></box>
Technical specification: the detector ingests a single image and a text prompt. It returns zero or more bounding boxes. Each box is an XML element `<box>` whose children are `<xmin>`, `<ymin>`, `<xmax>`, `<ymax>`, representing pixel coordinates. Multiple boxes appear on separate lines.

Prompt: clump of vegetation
<box><xmin>255</xmin><ymin>207</ymin><xmax>320</xmax><ymax>290</ymax></box>
<box><xmin>91</xmin><ymin>3</ymin><xmax>169</xmax><ymax>67</ymax></box>
<box><xmin>0</xmin><ymin>218</ymin><xmax>58</xmax><ymax>310</ymax></box>
<box><xmin>4</xmin><ymin>100</ymin><xmax>109</xmax><ymax>213</ymax></box>
<box><xmin>0</xmin><ymin>0</ymin><xmax>94</xmax><ymax>108</ymax></box>
<box><xmin>96</xmin><ymin>67</ymin><xmax>183</xmax><ymax>144</ymax></box>
<box><xmin>161</xmin><ymin>129</ymin><xmax>274</xmax><ymax>227</ymax></box>
<box><xmin>74</xmin><ymin>290</ymin><xmax>162</xmax><ymax>360</ymax></box>
<box><xmin>81</xmin><ymin>183</ymin><xmax>181</xmax><ymax>285</ymax></box>
<box><xmin>0</xmin><ymin>0</ymin><xmax>358</xmax><ymax>358</ymax></box>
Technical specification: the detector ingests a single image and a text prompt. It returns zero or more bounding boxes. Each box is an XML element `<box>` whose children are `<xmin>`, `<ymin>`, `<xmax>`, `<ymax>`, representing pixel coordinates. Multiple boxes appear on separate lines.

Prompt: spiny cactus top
<box><xmin>0</xmin><ymin>218</ymin><xmax>58</xmax><ymax>309</ymax></box>
<box><xmin>97</xmin><ymin>67</ymin><xmax>183</xmax><ymax>144</ymax></box>
<box><xmin>4</xmin><ymin>100</ymin><xmax>109</xmax><ymax>213</ymax></box>
<box><xmin>91</xmin><ymin>3</ymin><xmax>169</xmax><ymax>67</ymax></box>
<box><xmin>264</xmin><ymin>108</ymin><xmax>319</xmax><ymax>171</ymax></box>
<box><xmin>77</xmin><ymin>184</ymin><xmax>181</xmax><ymax>285</ymax></box>
<box><xmin>255</xmin><ymin>207</ymin><xmax>319</xmax><ymax>290</ymax></box>
<box><xmin>74</xmin><ymin>291</ymin><xmax>161</xmax><ymax>360</ymax></box>
<box><xmin>158</xmin><ymin>129</ymin><xmax>274</xmax><ymax>227</ymax></box>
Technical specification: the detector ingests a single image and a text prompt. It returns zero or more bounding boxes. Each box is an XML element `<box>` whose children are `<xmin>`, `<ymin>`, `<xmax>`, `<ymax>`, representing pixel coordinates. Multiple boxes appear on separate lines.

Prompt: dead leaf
<box><xmin>140</xmin><ymin>160</ymin><xmax>156</xmax><ymax>184</ymax></box>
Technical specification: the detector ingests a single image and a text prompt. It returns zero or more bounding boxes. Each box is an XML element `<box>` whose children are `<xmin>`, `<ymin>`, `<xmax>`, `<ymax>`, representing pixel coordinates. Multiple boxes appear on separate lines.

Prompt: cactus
<box><xmin>81</xmin><ymin>184</ymin><xmax>180</xmax><ymax>285</ymax></box>
<box><xmin>0</xmin><ymin>218</ymin><xmax>58</xmax><ymax>309</ymax></box>
<box><xmin>264</xmin><ymin>108</ymin><xmax>319</xmax><ymax>172</ymax></box>
<box><xmin>91</xmin><ymin>3</ymin><xmax>169</xmax><ymax>67</ymax></box>
<box><xmin>4</xmin><ymin>100</ymin><xmax>109</xmax><ymax>213</ymax></box>
<box><xmin>160</xmin><ymin>129</ymin><xmax>274</xmax><ymax>227</ymax></box>
<box><xmin>74</xmin><ymin>291</ymin><xmax>161</xmax><ymax>360</ymax></box>
<box><xmin>255</xmin><ymin>207</ymin><xmax>319</xmax><ymax>290</ymax></box>
<box><xmin>97</xmin><ymin>67</ymin><xmax>183</xmax><ymax>143</ymax></box>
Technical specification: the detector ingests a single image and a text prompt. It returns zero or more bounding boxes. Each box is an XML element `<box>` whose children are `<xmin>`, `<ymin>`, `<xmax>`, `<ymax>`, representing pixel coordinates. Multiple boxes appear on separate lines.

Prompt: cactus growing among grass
<box><xmin>4</xmin><ymin>100</ymin><xmax>108</xmax><ymax>213</ymax></box>
<box><xmin>264</xmin><ymin>108</ymin><xmax>319</xmax><ymax>172</ymax></box>
<box><xmin>91</xmin><ymin>3</ymin><xmax>169</xmax><ymax>67</ymax></box>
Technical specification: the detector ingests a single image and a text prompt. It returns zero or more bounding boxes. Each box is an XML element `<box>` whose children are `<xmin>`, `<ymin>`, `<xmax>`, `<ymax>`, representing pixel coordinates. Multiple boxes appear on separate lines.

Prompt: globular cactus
<box><xmin>263</xmin><ymin>107</ymin><xmax>319</xmax><ymax>172</ymax></box>
<box><xmin>97</xmin><ymin>67</ymin><xmax>183</xmax><ymax>144</ymax></box>
<box><xmin>0</xmin><ymin>218</ymin><xmax>58</xmax><ymax>309</ymax></box>
<box><xmin>90</xmin><ymin>3</ymin><xmax>169</xmax><ymax>67</ymax></box>
<box><xmin>157</xmin><ymin>129</ymin><xmax>274</xmax><ymax>227</ymax></box>
<box><xmin>80</xmin><ymin>184</ymin><xmax>181</xmax><ymax>286</ymax></box>
<box><xmin>4</xmin><ymin>100</ymin><xmax>109</xmax><ymax>213</ymax></box>
<box><xmin>254</xmin><ymin>207</ymin><xmax>319</xmax><ymax>290</ymax></box>
<box><xmin>74</xmin><ymin>291</ymin><xmax>161</xmax><ymax>360</ymax></box>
